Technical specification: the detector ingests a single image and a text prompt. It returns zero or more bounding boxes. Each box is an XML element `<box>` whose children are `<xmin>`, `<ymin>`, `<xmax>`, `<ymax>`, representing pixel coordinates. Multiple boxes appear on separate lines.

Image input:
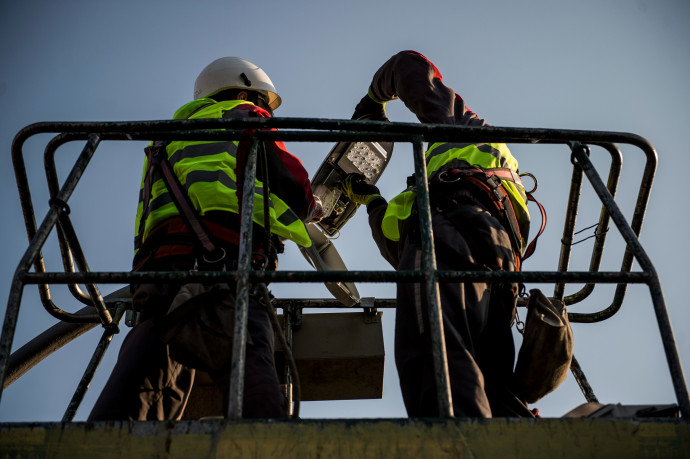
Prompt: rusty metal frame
<box><xmin>1</xmin><ymin>118</ymin><xmax>688</xmax><ymax>419</ymax></box>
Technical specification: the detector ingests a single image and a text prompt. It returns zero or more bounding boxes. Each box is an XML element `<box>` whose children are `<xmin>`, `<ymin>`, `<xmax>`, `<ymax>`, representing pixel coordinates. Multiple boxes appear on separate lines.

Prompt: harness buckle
<box><xmin>484</xmin><ymin>174</ymin><xmax>505</xmax><ymax>202</ymax></box>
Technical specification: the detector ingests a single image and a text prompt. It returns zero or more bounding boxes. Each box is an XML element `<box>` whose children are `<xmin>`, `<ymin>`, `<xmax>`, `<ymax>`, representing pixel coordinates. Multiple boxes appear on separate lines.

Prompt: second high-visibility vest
<box><xmin>134</xmin><ymin>99</ymin><xmax>311</xmax><ymax>253</ymax></box>
<box><xmin>381</xmin><ymin>142</ymin><xmax>530</xmax><ymax>251</ymax></box>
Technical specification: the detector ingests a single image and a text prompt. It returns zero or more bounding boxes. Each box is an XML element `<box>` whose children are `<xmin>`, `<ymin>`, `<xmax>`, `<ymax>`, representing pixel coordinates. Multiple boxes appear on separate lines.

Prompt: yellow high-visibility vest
<box><xmin>134</xmin><ymin>99</ymin><xmax>311</xmax><ymax>253</ymax></box>
<box><xmin>381</xmin><ymin>142</ymin><xmax>530</xmax><ymax>251</ymax></box>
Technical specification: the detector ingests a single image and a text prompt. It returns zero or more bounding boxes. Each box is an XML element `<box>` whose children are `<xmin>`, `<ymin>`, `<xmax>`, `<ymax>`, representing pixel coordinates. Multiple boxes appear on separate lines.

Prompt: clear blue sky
<box><xmin>1</xmin><ymin>0</ymin><xmax>688</xmax><ymax>421</ymax></box>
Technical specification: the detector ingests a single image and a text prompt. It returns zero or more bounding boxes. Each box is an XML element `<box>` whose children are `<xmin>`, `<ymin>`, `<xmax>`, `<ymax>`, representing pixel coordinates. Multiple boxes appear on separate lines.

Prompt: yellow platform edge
<box><xmin>1</xmin><ymin>418</ymin><xmax>688</xmax><ymax>458</ymax></box>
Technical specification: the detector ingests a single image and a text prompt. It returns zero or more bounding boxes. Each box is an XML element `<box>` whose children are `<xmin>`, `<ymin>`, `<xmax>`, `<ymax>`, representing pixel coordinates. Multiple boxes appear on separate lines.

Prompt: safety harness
<box><xmin>138</xmin><ymin>140</ymin><xmax>229</xmax><ymax>265</ymax></box>
<box><xmin>135</xmin><ymin>130</ymin><xmax>277</xmax><ymax>272</ymax></box>
<box><xmin>429</xmin><ymin>166</ymin><xmax>546</xmax><ymax>271</ymax></box>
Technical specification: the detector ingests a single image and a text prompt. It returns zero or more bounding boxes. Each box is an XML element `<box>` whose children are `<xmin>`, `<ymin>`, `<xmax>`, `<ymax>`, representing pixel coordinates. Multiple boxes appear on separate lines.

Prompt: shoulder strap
<box><xmin>144</xmin><ymin>141</ymin><xmax>224</xmax><ymax>262</ymax></box>
<box><xmin>137</xmin><ymin>101</ymin><xmax>223</xmax><ymax>261</ymax></box>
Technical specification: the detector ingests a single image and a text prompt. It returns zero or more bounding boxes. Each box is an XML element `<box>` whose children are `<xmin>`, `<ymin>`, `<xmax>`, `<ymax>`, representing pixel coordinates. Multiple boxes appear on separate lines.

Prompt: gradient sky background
<box><xmin>1</xmin><ymin>0</ymin><xmax>689</xmax><ymax>422</ymax></box>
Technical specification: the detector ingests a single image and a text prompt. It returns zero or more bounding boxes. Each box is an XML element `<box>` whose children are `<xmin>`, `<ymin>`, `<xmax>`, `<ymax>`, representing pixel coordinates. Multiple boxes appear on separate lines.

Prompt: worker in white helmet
<box><xmin>89</xmin><ymin>57</ymin><xmax>315</xmax><ymax>421</ymax></box>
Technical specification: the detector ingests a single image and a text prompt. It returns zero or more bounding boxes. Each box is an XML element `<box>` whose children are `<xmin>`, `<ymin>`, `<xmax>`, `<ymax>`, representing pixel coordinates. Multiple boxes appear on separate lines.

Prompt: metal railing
<box><xmin>1</xmin><ymin>118</ymin><xmax>688</xmax><ymax>419</ymax></box>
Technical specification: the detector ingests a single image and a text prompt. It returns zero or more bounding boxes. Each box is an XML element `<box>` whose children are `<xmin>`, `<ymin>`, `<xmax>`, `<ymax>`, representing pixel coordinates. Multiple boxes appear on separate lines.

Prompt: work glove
<box><xmin>341</xmin><ymin>173</ymin><xmax>382</xmax><ymax>206</ymax></box>
<box><xmin>351</xmin><ymin>91</ymin><xmax>389</xmax><ymax>122</ymax></box>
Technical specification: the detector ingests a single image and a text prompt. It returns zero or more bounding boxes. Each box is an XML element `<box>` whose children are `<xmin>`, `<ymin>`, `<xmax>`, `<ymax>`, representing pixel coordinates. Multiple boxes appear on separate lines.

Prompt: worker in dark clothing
<box><xmin>342</xmin><ymin>50</ymin><xmax>533</xmax><ymax>417</ymax></box>
<box><xmin>89</xmin><ymin>57</ymin><xmax>315</xmax><ymax>421</ymax></box>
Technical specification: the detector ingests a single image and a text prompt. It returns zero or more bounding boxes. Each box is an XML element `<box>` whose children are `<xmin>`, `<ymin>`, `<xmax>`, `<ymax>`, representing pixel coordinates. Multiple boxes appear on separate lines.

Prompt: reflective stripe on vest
<box><xmin>381</xmin><ymin>142</ymin><xmax>530</xmax><ymax>249</ymax></box>
<box><xmin>134</xmin><ymin>100</ymin><xmax>311</xmax><ymax>250</ymax></box>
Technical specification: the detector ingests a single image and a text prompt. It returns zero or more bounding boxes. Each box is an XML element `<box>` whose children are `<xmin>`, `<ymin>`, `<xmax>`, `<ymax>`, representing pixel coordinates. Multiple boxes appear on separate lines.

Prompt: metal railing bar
<box><xmin>553</xmin><ymin>143</ymin><xmax>622</xmax><ymax>404</ymax></box>
<box><xmin>61</xmin><ymin>302</ymin><xmax>125</xmax><ymax>422</ymax></box>
<box><xmin>44</xmin><ymin>132</ymin><xmax>644</xmax><ymax>314</ymax></box>
<box><xmin>411</xmin><ymin>135</ymin><xmax>453</xmax><ymax>418</ymax></box>
<box><xmin>278</xmin><ymin>298</ymin><xmax>398</xmax><ymax>309</ymax></box>
<box><xmin>2</xmin><ymin>293</ymin><xmax>390</xmax><ymax>391</ymax></box>
<box><xmin>560</xmin><ymin>142</ymin><xmax>622</xmax><ymax>305</ymax></box>
<box><xmin>13</xmin><ymin>134</ymin><xmax>105</xmax><ymax>323</ymax></box>
<box><xmin>569</xmin><ymin>356</ymin><xmax>599</xmax><ymax>403</ymax></box>
<box><xmin>10</xmin><ymin>119</ymin><xmax>664</xmax><ymax>148</ymax></box>
<box><xmin>3</xmin><ymin>287</ymin><xmax>133</xmax><ymax>390</ymax></box>
<box><xmin>568</xmin><ymin>138</ymin><xmax>657</xmax><ymax>323</ymax></box>
<box><xmin>45</xmin><ymin>133</ymin><xmax>97</xmax><ymax>306</ymax></box>
<box><xmin>40</xmin><ymin>133</ymin><xmax>112</xmax><ymax>324</ymax></box>
<box><xmin>4</xmin><ymin>287</ymin><xmax>604</xmax><ymax>394</ymax></box>
<box><xmin>41</xmin><ymin>133</ymin><xmax>112</xmax><ymax>322</ymax></box>
<box><xmin>554</xmin><ymin>150</ymin><xmax>594</xmax><ymax>401</ymax></box>
<box><xmin>4</xmin><ymin>312</ymin><xmax>98</xmax><ymax>390</ymax></box>
<box><xmin>553</xmin><ymin>153</ymin><xmax>585</xmax><ymax>301</ymax></box>
<box><xmin>0</xmin><ymin>278</ymin><xmax>28</xmax><ymax>405</ymax></box>
<box><xmin>10</xmin><ymin>133</ymin><xmax>104</xmax><ymax>323</ymax></box>
<box><xmin>572</xmin><ymin>144</ymin><xmax>689</xmax><ymax>417</ymax></box>
<box><xmin>283</xmin><ymin>309</ymin><xmax>295</xmax><ymax>416</ymax></box>
<box><xmin>6</xmin><ymin>118</ymin><xmax>680</xmax><ymax>420</ymax></box>
<box><xmin>647</xmin><ymin>276</ymin><xmax>690</xmax><ymax>418</ymax></box>
<box><xmin>228</xmin><ymin>136</ymin><xmax>260</xmax><ymax>420</ymax></box>
<box><xmin>0</xmin><ymin>134</ymin><xmax>104</xmax><ymax>406</ymax></box>
<box><xmin>12</xmin><ymin>127</ymin><xmax>651</xmax><ymax>147</ymax></box>
<box><xmin>22</xmin><ymin>128</ymin><xmax>640</xmax><ymax>324</ymax></box>
<box><xmin>12</xmin><ymin>132</ymin><xmax>70</xmax><ymax>323</ymax></box>
<box><xmin>54</xmin><ymin>211</ymin><xmax>112</xmax><ymax>326</ymax></box>
<box><xmin>18</xmin><ymin>270</ymin><xmax>653</xmax><ymax>285</ymax></box>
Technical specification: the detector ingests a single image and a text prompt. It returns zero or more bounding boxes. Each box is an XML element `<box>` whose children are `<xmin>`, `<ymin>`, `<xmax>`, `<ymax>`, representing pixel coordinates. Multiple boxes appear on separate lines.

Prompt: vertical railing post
<box><xmin>55</xmin><ymin>214</ymin><xmax>111</xmax><ymax>324</ymax></box>
<box><xmin>553</xmin><ymin>153</ymin><xmax>599</xmax><ymax>402</ymax></box>
<box><xmin>228</xmin><ymin>135</ymin><xmax>260</xmax><ymax>420</ymax></box>
<box><xmin>284</xmin><ymin>308</ymin><xmax>294</xmax><ymax>416</ymax></box>
<box><xmin>554</xmin><ymin>163</ymin><xmax>584</xmax><ymax>301</ymax></box>
<box><xmin>62</xmin><ymin>302</ymin><xmax>126</xmax><ymax>421</ymax></box>
<box><xmin>569</xmin><ymin>356</ymin><xmax>599</xmax><ymax>403</ymax></box>
<box><xmin>411</xmin><ymin>136</ymin><xmax>454</xmax><ymax>418</ymax></box>
<box><xmin>0</xmin><ymin>278</ymin><xmax>26</xmax><ymax>406</ymax></box>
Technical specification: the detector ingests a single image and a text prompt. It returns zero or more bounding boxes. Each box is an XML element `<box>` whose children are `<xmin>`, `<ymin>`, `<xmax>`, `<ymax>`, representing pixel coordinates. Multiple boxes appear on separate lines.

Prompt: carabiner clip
<box><xmin>202</xmin><ymin>247</ymin><xmax>227</xmax><ymax>265</ymax></box>
<box><xmin>438</xmin><ymin>170</ymin><xmax>461</xmax><ymax>184</ymax></box>
<box><xmin>519</xmin><ymin>172</ymin><xmax>538</xmax><ymax>194</ymax></box>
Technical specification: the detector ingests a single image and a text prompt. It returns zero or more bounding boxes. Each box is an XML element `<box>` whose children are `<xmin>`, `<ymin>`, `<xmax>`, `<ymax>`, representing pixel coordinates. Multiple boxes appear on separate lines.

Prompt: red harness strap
<box><xmin>522</xmin><ymin>193</ymin><xmax>547</xmax><ymax>262</ymax></box>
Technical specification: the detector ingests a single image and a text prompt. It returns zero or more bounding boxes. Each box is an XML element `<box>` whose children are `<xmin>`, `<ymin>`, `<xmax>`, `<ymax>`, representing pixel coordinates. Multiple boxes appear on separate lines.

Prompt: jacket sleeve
<box><xmin>367</xmin><ymin>199</ymin><xmax>403</xmax><ymax>268</ymax></box>
<box><xmin>264</xmin><ymin>139</ymin><xmax>316</xmax><ymax>223</ymax></box>
<box><xmin>368</xmin><ymin>50</ymin><xmax>487</xmax><ymax>127</ymax></box>
<box><xmin>237</xmin><ymin>104</ymin><xmax>316</xmax><ymax>223</ymax></box>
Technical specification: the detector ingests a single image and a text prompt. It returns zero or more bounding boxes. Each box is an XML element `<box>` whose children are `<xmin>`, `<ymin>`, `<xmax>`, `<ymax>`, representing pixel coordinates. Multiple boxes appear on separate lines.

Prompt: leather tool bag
<box><xmin>152</xmin><ymin>282</ymin><xmax>252</xmax><ymax>373</ymax></box>
<box><xmin>514</xmin><ymin>289</ymin><xmax>574</xmax><ymax>403</ymax></box>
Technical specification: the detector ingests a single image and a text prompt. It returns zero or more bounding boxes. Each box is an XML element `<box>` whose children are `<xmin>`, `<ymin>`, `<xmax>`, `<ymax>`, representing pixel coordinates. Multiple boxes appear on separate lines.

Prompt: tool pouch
<box><xmin>152</xmin><ymin>283</ymin><xmax>251</xmax><ymax>373</ymax></box>
<box><xmin>513</xmin><ymin>289</ymin><xmax>574</xmax><ymax>403</ymax></box>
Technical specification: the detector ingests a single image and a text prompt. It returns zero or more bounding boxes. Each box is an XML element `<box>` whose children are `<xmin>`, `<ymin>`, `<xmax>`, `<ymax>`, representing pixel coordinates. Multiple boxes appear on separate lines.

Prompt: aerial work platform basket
<box><xmin>0</xmin><ymin>118</ymin><xmax>688</xmax><ymax>457</ymax></box>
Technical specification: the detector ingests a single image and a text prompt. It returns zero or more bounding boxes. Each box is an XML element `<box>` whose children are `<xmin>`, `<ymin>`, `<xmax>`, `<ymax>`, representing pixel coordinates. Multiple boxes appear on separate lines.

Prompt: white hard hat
<box><xmin>193</xmin><ymin>57</ymin><xmax>282</xmax><ymax>110</ymax></box>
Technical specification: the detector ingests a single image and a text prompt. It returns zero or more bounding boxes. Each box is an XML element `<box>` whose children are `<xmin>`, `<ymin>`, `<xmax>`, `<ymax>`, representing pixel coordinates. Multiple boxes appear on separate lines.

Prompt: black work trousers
<box><xmin>394</xmin><ymin>202</ymin><xmax>533</xmax><ymax>418</ymax></box>
<box><xmin>88</xmin><ymin>257</ymin><xmax>286</xmax><ymax>421</ymax></box>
